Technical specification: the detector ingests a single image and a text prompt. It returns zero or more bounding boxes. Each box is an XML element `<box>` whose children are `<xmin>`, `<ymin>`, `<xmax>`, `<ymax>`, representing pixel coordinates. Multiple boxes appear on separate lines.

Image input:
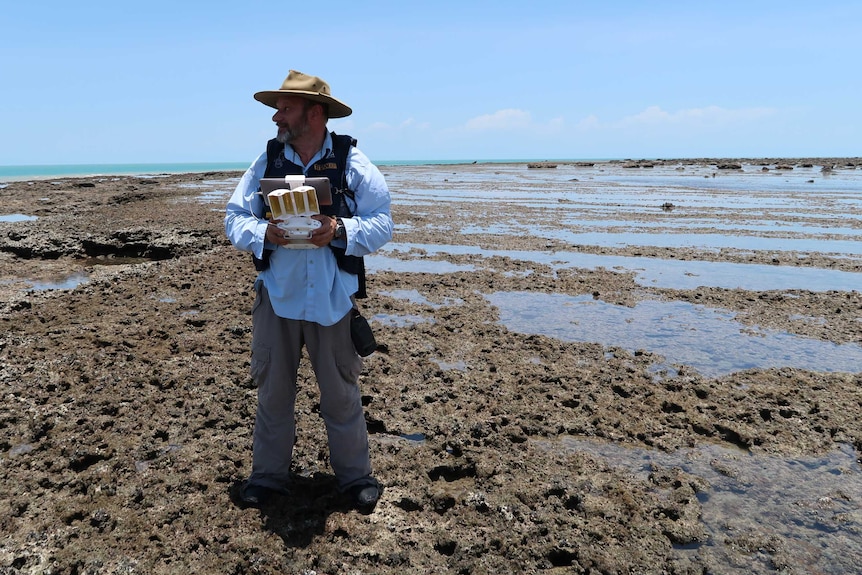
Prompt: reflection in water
<box><xmin>543</xmin><ymin>437</ymin><xmax>862</xmax><ymax>575</ymax></box>
<box><xmin>379</xmin><ymin>289</ymin><xmax>464</xmax><ymax>308</ymax></box>
<box><xmin>370</xmin><ymin>243</ymin><xmax>862</xmax><ymax>292</ymax></box>
<box><xmin>0</xmin><ymin>214</ymin><xmax>38</xmax><ymax>222</ymax></box>
<box><xmin>368</xmin><ymin>254</ymin><xmax>476</xmax><ymax>275</ymax></box>
<box><xmin>463</xmin><ymin>227</ymin><xmax>862</xmax><ymax>256</ymax></box>
<box><xmin>464</xmin><ymin>217</ymin><xmax>862</xmax><ymax>236</ymax></box>
<box><xmin>179</xmin><ymin>178</ymin><xmax>240</xmax><ymax>204</ymax></box>
<box><xmin>372</xmin><ymin>313</ymin><xmax>435</xmax><ymax>328</ymax></box>
<box><xmin>485</xmin><ymin>291</ymin><xmax>862</xmax><ymax>377</ymax></box>
<box><xmin>27</xmin><ymin>274</ymin><xmax>89</xmax><ymax>291</ymax></box>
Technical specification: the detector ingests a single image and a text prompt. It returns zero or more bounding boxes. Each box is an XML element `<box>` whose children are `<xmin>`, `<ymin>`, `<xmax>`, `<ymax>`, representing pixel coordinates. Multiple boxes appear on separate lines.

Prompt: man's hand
<box><xmin>309</xmin><ymin>215</ymin><xmax>338</xmax><ymax>247</ymax></box>
<box><xmin>266</xmin><ymin>216</ymin><xmax>337</xmax><ymax>247</ymax></box>
<box><xmin>265</xmin><ymin>220</ymin><xmax>290</xmax><ymax>246</ymax></box>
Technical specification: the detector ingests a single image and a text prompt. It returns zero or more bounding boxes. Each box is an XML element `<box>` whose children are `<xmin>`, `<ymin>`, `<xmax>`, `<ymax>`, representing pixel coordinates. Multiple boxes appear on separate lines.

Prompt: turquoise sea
<box><xmin>0</xmin><ymin>159</ymin><xmax>594</xmax><ymax>182</ymax></box>
<box><xmin>0</xmin><ymin>162</ymin><xmax>248</xmax><ymax>181</ymax></box>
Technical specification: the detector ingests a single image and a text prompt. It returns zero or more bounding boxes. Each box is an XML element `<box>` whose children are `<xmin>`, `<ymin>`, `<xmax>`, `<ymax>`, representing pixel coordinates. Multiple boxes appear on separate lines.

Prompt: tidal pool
<box><xmin>181</xmin><ymin>178</ymin><xmax>240</xmax><ymax>203</ymax></box>
<box><xmin>540</xmin><ymin>437</ymin><xmax>862</xmax><ymax>575</ymax></box>
<box><xmin>370</xmin><ymin>243</ymin><xmax>862</xmax><ymax>292</ymax></box>
<box><xmin>27</xmin><ymin>273</ymin><xmax>89</xmax><ymax>291</ymax></box>
<box><xmin>461</xmin><ymin>227</ymin><xmax>862</xmax><ymax>256</ymax></box>
<box><xmin>485</xmin><ymin>292</ymin><xmax>862</xmax><ymax>377</ymax></box>
<box><xmin>379</xmin><ymin>289</ymin><xmax>464</xmax><ymax>308</ymax></box>
<box><xmin>0</xmin><ymin>214</ymin><xmax>38</xmax><ymax>222</ymax></box>
<box><xmin>371</xmin><ymin>313</ymin><xmax>435</xmax><ymax>328</ymax></box>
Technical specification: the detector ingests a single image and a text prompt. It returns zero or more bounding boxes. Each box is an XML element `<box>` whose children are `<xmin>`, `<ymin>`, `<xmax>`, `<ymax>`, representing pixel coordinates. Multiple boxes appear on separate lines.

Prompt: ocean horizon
<box><xmin>0</xmin><ymin>159</ymin><xmax>612</xmax><ymax>182</ymax></box>
<box><xmin>5</xmin><ymin>156</ymin><xmax>855</xmax><ymax>182</ymax></box>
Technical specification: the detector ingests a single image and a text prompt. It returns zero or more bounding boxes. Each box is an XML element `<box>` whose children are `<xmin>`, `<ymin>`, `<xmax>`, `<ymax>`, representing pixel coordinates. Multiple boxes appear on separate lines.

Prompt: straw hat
<box><xmin>253</xmin><ymin>70</ymin><xmax>352</xmax><ymax>118</ymax></box>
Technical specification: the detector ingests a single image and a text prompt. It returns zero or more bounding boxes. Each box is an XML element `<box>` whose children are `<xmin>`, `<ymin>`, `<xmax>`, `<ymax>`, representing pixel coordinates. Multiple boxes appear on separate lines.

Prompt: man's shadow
<box><xmin>229</xmin><ymin>471</ymin><xmax>371</xmax><ymax>548</ymax></box>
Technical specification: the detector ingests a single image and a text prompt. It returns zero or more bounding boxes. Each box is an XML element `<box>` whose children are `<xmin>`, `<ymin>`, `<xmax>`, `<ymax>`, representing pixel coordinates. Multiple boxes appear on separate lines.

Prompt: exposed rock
<box><xmin>1</xmin><ymin>162</ymin><xmax>860</xmax><ymax>574</ymax></box>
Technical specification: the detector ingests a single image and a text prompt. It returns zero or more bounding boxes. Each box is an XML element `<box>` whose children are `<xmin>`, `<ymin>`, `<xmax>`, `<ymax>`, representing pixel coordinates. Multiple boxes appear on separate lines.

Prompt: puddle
<box><xmin>8</xmin><ymin>444</ymin><xmax>35</xmax><ymax>456</ymax></box>
<box><xmin>179</xmin><ymin>178</ymin><xmax>239</xmax><ymax>203</ymax></box>
<box><xmin>367</xmin><ymin>254</ymin><xmax>476</xmax><ymax>275</ymax></box>
<box><xmin>369</xmin><ymin>243</ymin><xmax>862</xmax><ymax>292</ymax></box>
<box><xmin>470</xmin><ymin>217</ymin><xmax>862</xmax><ymax>236</ymax></box>
<box><xmin>431</xmin><ymin>359</ymin><xmax>468</xmax><ymax>372</ymax></box>
<box><xmin>399</xmin><ymin>433</ymin><xmax>426</xmax><ymax>443</ymax></box>
<box><xmin>558</xmin><ymin>230</ymin><xmax>861</xmax><ymax>256</ymax></box>
<box><xmin>541</xmin><ymin>437</ymin><xmax>862</xmax><ymax>574</ymax></box>
<box><xmin>385</xmin><ymin>163</ymin><xmax>862</xmax><ymax>296</ymax></box>
<box><xmin>27</xmin><ymin>273</ymin><xmax>89</xmax><ymax>291</ymax></box>
<box><xmin>0</xmin><ymin>214</ymin><xmax>37</xmax><ymax>222</ymax></box>
<box><xmin>84</xmin><ymin>256</ymin><xmax>156</xmax><ymax>266</ymax></box>
<box><xmin>134</xmin><ymin>444</ymin><xmax>183</xmax><ymax>473</ymax></box>
<box><xmin>463</xmin><ymin>228</ymin><xmax>862</xmax><ymax>256</ymax></box>
<box><xmin>372</xmin><ymin>313</ymin><xmax>435</xmax><ymax>328</ymax></box>
<box><xmin>387</xmin><ymin>164</ymin><xmax>862</xmax><ymax>207</ymax></box>
<box><xmin>380</xmin><ymin>289</ymin><xmax>464</xmax><ymax>308</ymax></box>
<box><xmin>485</xmin><ymin>292</ymin><xmax>862</xmax><ymax>377</ymax></box>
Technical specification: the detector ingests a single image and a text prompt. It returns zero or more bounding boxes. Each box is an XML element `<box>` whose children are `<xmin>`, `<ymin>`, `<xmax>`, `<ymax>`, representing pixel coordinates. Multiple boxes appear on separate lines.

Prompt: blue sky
<box><xmin>1</xmin><ymin>0</ymin><xmax>859</xmax><ymax>165</ymax></box>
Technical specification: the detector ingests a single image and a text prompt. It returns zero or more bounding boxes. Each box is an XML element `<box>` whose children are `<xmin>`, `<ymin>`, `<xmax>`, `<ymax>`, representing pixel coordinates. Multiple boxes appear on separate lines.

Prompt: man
<box><xmin>224</xmin><ymin>70</ymin><xmax>393</xmax><ymax>510</ymax></box>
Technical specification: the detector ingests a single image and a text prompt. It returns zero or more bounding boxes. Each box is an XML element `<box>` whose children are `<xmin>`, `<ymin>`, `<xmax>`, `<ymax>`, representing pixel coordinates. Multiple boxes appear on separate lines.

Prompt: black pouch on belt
<box><xmin>350</xmin><ymin>308</ymin><xmax>377</xmax><ymax>357</ymax></box>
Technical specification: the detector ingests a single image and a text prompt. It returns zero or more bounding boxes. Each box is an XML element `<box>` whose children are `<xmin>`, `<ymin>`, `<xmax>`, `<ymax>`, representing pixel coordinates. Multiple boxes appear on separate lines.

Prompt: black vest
<box><xmin>257</xmin><ymin>132</ymin><xmax>367</xmax><ymax>298</ymax></box>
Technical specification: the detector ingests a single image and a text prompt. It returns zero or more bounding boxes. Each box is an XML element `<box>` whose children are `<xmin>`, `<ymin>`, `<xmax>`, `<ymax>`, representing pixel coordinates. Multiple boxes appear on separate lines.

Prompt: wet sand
<box><xmin>1</xmin><ymin>159</ymin><xmax>861</xmax><ymax>574</ymax></box>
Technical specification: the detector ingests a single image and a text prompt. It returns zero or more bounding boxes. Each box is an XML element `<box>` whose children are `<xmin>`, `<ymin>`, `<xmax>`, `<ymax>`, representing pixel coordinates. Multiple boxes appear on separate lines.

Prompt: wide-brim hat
<box><xmin>253</xmin><ymin>70</ymin><xmax>352</xmax><ymax>118</ymax></box>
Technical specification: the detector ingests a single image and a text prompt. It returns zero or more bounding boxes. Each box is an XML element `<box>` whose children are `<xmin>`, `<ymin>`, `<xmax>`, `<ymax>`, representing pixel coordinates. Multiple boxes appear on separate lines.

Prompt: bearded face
<box><xmin>276</xmin><ymin>110</ymin><xmax>310</xmax><ymax>144</ymax></box>
<box><xmin>273</xmin><ymin>96</ymin><xmax>313</xmax><ymax>144</ymax></box>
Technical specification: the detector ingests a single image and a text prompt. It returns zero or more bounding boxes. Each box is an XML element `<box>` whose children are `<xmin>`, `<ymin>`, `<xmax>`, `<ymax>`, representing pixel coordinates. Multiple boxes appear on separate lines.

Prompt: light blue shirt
<box><xmin>224</xmin><ymin>132</ymin><xmax>393</xmax><ymax>326</ymax></box>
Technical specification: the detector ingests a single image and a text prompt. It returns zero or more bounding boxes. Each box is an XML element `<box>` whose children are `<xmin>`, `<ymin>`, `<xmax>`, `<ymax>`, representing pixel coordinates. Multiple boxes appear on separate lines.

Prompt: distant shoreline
<box><xmin>1</xmin><ymin>157</ymin><xmax>859</xmax><ymax>182</ymax></box>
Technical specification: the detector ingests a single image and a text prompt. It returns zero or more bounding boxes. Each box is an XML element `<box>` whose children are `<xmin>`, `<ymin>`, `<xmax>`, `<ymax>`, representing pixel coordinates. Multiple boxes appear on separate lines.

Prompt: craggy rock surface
<box><xmin>1</xmin><ymin>161</ymin><xmax>861</xmax><ymax>574</ymax></box>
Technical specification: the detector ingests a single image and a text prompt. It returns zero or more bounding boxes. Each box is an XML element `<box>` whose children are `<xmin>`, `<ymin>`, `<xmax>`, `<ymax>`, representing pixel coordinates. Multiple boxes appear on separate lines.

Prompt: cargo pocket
<box><xmin>334</xmin><ymin>336</ymin><xmax>362</xmax><ymax>385</ymax></box>
<box><xmin>251</xmin><ymin>280</ymin><xmax>265</xmax><ymax>315</ymax></box>
<box><xmin>250</xmin><ymin>344</ymin><xmax>271</xmax><ymax>387</ymax></box>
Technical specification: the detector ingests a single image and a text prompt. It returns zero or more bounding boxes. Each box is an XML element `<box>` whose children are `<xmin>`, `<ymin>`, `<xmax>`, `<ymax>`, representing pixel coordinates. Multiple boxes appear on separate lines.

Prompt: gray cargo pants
<box><xmin>248</xmin><ymin>283</ymin><xmax>372</xmax><ymax>492</ymax></box>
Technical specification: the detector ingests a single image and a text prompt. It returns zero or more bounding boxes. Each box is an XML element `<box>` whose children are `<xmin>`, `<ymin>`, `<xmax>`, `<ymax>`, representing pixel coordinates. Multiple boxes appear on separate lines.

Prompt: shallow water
<box><xmin>386</xmin><ymin>162</ymin><xmax>862</xmax><ymax>265</ymax></box>
<box><xmin>379</xmin><ymin>289</ymin><xmax>464</xmax><ymax>308</ymax></box>
<box><xmin>485</xmin><ymin>292</ymin><xmax>862</xmax><ymax>377</ymax></box>
<box><xmin>386</xmin><ymin>160</ymin><xmax>860</xmax><ymax>191</ymax></box>
<box><xmin>27</xmin><ymin>273</ymin><xmax>89</xmax><ymax>291</ymax></box>
<box><xmin>463</xmin><ymin>228</ymin><xmax>862</xmax><ymax>256</ymax></box>
<box><xmin>374</xmin><ymin>162</ymin><xmax>862</xmax><ymax>295</ymax></box>
<box><xmin>542</xmin><ymin>437</ymin><xmax>862</xmax><ymax>574</ymax></box>
<box><xmin>466</xmin><ymin>217</ymin><xmax>862</xmax><ymax>237</ymax></box>
<box><xmin>377</xmin><ymin>287</ymin><xmax>862</xmax><ymax>378</ymax></box>
<box><xmin>0</xmin><ymin>214</ymin><xmax>37</xmax><ymax>222</ymax></box>
<box><xmin>180</xmin><ymin>178</ymin><xmax>239</xmax><ymax>203</ymax></box>
<box><xmin>369</xmin><ymin>243</ymin><xmax>861</xmax><ymax>292</ymax></box>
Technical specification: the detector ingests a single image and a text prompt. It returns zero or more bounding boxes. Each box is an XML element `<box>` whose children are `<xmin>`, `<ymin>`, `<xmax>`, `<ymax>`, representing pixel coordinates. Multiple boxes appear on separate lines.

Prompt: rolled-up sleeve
<box><xmin>224</xmin><ymin>153</ymin><xmax>271</xmax><ymax>259</ymax></box>
<box><xmin>342</xmin><ymin>148</ymin><xmax>394</xmax><ymax>256</ymax></box>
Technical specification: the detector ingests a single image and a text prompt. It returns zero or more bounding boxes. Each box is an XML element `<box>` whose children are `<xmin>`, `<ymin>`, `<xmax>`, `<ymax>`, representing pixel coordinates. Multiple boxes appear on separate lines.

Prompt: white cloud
<box><xmin>615</xmin><ymin>105</ymin><xmax>778</xmax><ymax>128</ymax></box>
<box><xmin>565</xmin><ymin>105</ymin><xmax>786</xmax><ymax>158</ymax></box>
<box><xmin>400</xmin><ymin>117</ymin><xmax>430</xmax><ymax>130</ymax></box>
<box><xmin>365</xmin><ymin>117</ymin><xmax>430</xmax><ymax>132</ymax></box>
<box><xmin>576</xmin><ymin>114</ymin><xmax>601</xmax><ymax>129</ymax></box>
<box><xmin>465</xmin><ymin>108</ymin><xmax>533</xmax><ymax>131</ymax></box>
<box><xmin>329</xmin><ymin>117</ymin><xmax>355</xmax><ymax>132</ymax></box>
<box><xmin>458</xmin><ymin>109</ymin><xmax>566</xmax><ymax>140</ymax></box>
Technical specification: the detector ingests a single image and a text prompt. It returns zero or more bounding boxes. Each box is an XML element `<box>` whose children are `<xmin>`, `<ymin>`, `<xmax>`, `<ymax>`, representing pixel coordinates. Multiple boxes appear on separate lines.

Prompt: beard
<box><xmin>275</xmin><ymin>129</ymin><xmax>291</xmax><ymax>144</ymax></box>
<box><xmin>276</xmin><ymin>113</ymin><xmax>310</xmax><ymax>144</ymax></box>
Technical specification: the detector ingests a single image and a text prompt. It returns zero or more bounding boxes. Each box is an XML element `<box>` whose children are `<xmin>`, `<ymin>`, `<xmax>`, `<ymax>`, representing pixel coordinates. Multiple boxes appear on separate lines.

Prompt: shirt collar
<box><xmin>284</xmin><ymin>131</ymin><xmax>333</xmax><ymax>172</ymax></box>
